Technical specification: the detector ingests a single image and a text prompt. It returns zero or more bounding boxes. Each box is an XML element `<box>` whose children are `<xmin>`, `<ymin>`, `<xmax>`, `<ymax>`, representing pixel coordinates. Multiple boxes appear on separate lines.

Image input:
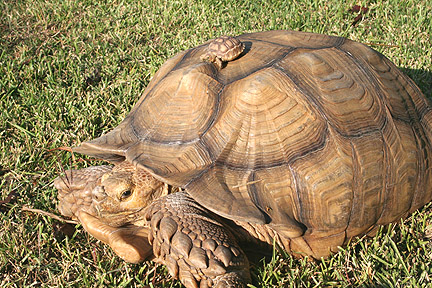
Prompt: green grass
<box><xmin>1</xmin><ymin>0</ymin><xmax>431</xmax><ymax>287</ymax></box>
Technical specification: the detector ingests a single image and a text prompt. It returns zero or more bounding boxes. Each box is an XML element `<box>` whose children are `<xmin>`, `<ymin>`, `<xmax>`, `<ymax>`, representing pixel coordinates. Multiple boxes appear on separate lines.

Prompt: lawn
<box><xmin>1</xmin><ymin>0</ymin><xmax>431</xmax><ymax>287</ymax></box>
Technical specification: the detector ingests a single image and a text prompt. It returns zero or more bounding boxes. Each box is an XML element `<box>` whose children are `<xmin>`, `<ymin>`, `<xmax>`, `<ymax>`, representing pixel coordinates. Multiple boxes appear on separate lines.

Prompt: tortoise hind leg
<box><xmin>145</xmin><ymin>192</ymin><xmax>250</xmax><ymax>288</ymax></box>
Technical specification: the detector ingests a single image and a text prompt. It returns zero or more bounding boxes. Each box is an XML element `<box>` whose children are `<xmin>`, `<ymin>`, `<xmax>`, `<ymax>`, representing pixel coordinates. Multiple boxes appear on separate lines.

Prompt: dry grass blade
<box><xmin>21</xmin><ymin>206</ymin><xmax>78</xmax><ymax>224</ymax></box>
<box><xmin>363</xmin><ymin>42</ymin><xmax>400</xmax><ymax>48</ymax></box>
<box><xmin>48</xmin><ymin>146</ymin><xmax>76</xmax><ymax>190</ymax></box>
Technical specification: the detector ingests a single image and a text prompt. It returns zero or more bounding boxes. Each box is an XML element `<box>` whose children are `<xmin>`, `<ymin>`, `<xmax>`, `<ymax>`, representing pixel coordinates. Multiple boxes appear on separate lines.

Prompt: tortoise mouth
<box><xmin>94</xmin><ymin>205</ymin><xmax>146</xmax><ymax>226</ymax></box>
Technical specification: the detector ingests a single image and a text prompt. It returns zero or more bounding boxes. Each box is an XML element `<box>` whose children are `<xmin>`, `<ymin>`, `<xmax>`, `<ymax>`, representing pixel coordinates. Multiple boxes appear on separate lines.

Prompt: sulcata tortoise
<box><xmin>54</xmin><ymin>30</ymin><xmax>432</xmax><ymax>287</ymax></box>
<box><xmin>200</xmin><ymin>35</ymin><xmax>245</xmax><ymax>69</ymax></box>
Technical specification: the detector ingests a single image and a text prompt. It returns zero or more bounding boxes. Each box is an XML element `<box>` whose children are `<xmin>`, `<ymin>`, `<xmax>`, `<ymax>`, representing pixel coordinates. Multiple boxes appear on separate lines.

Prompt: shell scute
<box><xmin>276</xmin><ymin>48</ymin><xmax>386</xmax><ymax>137</ymax></box>
<box><xmin>131</xmin><ymin>64</ymin><xmax>221</xmax><ymax>143</ymax></box>
<box><xmin>202</xmin><ymin>67</ymin><xmax>327</xmax><ymax>169</ymax></box>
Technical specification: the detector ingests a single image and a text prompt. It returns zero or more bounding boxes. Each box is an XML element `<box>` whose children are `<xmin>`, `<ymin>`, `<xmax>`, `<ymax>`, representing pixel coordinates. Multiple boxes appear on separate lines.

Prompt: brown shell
<box><xmin>75</xmin><ymin>30</ymin><xmax>432</xmax><ymax>253</ymax></box>
<box><xmin>202</xmin><ymin>35</ymin><xmax>245</xmax><ymax>62</ymax></box>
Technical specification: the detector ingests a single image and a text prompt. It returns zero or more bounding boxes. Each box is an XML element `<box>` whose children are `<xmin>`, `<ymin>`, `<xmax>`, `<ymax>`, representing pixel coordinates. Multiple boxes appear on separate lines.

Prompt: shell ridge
<box><xmin>254</xmin><ymin>91</ymin><xmax>302</xmax><ymax>223</ymax></box>
<box><xmin>197</xmin><ymin>81</ymin><xmax>225</xmax><ymax>147</ymax></box>
<box><xmin>387</xmin><ymin>60</ymin><xmax>432</xmax><ymax>141</ymax></box>
<box><xmin>288</xmin><ymin>164</ymin><xmax>304</xmax><ymax>226</ymax></box>
<box><xmin>386</xmin><ymin>109</ymin><xmax>419</xmax><ymax>214</ymax></box>
<box><xmin>219</xmin><ymin>48</ymin><xmax>296</xmax><ymax>86</ymax></box>
<box><xmin>239</xmin><ymin>37</ymin><xmax>295</xmax><ymax>49</ymax></box>
<box><xmin>375</xmin><ymin>128</ymin><xmax>390</xmax><ymax>224</ymax></box>
<box><xmin>246</xmin><ymin>172</ymin><xmax>272</xmax><ymax>223</ymax></box>
<box><xmin>213</xmin><ymin>107</ymin><xmax>246</xmax><ymax>167</ymax></box>
<box><xmin>239</xmin><ymin>33</ymin><xmax>345</xmax><ymax>50</ymax></box>
<box><xmin>272</xmin><ymin>64</ymin><xmax>331</xmax><ymax>129</ymax></box>
<box><xmin>346</xmin><ymin>139</ymin><xmax>361</xmax><ymax>236</ymax></box>
<box><xmin>170</xmin><ymin>48</ymin><xmax>195</xmax><ymax>73</ymax></box>
<box><xmin>409</xmin><ymin>128</ymin><xmax>426</xmax><ymax>212</ymax></box>
<box><xmin>378</xmin><ymin>116</ymin><xmax>417</xmax><ymax>224</ymax></box>
<box><xmin>261</xmin><ymin>76</ymin><xmax>304</xmax><ymax>166</ymax></box>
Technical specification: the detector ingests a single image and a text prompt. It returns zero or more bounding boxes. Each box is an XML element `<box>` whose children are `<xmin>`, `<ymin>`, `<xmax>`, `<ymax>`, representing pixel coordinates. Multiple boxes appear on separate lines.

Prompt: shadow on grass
<box><xmin>400</xmin><ymin>67</ymin><xmax>432</xmax><ymax>98</ymax></box>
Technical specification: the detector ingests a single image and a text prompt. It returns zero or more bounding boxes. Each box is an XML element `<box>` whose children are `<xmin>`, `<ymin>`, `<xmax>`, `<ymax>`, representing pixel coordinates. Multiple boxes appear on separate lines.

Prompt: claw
<box><xmin>151</xmin><ymin>211</ymin><xmax>164</xmax><ymax>231</ymax></box>
<box><xmin>160</xmin><ymin>217</ymin><xmax>178</xmax><ymax>243</ymax></box>
<box><xmin>202</xmin><ymin>258</ymin><xmax>226</xmax><ymax>277</ymax></box>
<box><xmin>179</xmin><ymin>269</ymin><xmax>199</xmax><ymax>288</ymax></box>
<box><xmin>166</xmin><ymin>255</ymin><xmax>179</xmax><ymax>278</ymax></box>
<box><xmin>202</xmin><ymin>239</ymin><xmax>217</xmax><ymax>252</ymax></box>
<box><xmin>172</xmin><ymin>230</ymin><xmax>193</xmax><ymax>257</ymax></box>
<box><xmin>214</xmin><ymin>246</ymin><xmax>232</xmax><ymax>267</ymax></box>
<box><xmin>188</xmin><ymin>247</ymin><xmax>208</xmax><ymax>269</ymax></box>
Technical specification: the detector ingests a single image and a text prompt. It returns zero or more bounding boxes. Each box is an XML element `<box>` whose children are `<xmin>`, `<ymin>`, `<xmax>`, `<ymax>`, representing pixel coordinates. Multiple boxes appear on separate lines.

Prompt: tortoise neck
<box><xmin>227</xmin><ymin>220</ymin><xmax>290</xmax><ymax>252</ymax></box>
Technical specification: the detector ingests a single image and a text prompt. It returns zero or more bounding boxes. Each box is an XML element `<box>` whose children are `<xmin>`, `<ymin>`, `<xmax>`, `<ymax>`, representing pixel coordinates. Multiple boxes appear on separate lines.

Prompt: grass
<box><xmin>1</xmin><ymin>0</ymin><xmax>431</xmax><ymax>287</ymax></box>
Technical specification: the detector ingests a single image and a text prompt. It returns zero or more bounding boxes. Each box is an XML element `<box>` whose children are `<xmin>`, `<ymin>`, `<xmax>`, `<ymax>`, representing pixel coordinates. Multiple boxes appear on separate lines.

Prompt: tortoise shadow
<box><xmin>235</xmin><ymin>40</ymin><xmax>252</xmax><ymax>61</ymax></box>
<box><xmin>399</xmin><ymin>67</ymin><xmax>432</xmax><ymax>98</ymax></box>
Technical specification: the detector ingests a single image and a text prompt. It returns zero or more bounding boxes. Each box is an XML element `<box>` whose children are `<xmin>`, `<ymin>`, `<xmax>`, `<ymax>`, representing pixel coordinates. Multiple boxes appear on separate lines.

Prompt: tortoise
<box><xmin>54</xmin><ymin>30</ymin><xmax>432</xmax><ymax>287</ymax></box>
<box><xmin>200</xmin><ymin>35</ymin><xmax>244</xmax><ymax>69</ymax></box>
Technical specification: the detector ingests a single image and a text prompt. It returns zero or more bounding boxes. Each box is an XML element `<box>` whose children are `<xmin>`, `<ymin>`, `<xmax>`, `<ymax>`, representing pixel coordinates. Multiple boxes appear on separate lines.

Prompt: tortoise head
<box><xmin>92</xmin><ymin>163</ymin><xmax>168</xmax><ymax>226</ymax></box>
<box><xmin>55</xmin><ymin>162</ymin><xmax>168</xmax><ymax>227</ymax></box>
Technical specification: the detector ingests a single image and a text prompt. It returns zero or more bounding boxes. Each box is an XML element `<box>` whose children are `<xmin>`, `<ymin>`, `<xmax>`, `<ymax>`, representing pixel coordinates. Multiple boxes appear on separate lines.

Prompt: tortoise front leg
<box><xmin>145</xmin><ymin>192</ymin><xmax>250</xmax><ymax>288</ymax></box>
<box><xmin>77</xmin><ymin>211</ymin><xmax>153</xmax><ymax>263</ymax></box>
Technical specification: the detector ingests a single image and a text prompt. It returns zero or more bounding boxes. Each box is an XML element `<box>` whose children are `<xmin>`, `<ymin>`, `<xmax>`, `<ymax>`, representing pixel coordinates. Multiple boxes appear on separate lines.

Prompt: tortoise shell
<box><xmin>205</xmin><ymin>35</ymin><xmax>245</xmax><ymax>61</ymax></box>
<box><xmin>75</xmin><ymin>30</ymin><xmax>432</xmax><ymax>255</ymax></box>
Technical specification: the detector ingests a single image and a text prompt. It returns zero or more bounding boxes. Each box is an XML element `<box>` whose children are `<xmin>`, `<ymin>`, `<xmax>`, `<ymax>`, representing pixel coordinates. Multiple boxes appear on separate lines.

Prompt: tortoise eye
<box><xmin>120</xmin><ymin>189</ymin><xmax>132</xmax><ymax>200</ymax></box>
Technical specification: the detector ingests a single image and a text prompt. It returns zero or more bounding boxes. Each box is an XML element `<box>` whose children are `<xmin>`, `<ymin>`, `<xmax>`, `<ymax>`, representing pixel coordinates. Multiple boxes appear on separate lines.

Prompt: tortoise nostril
<box><xmin>93</xmin><ymin>186</ymin><xmax>107</xmax><ymax>201</ymax></box>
